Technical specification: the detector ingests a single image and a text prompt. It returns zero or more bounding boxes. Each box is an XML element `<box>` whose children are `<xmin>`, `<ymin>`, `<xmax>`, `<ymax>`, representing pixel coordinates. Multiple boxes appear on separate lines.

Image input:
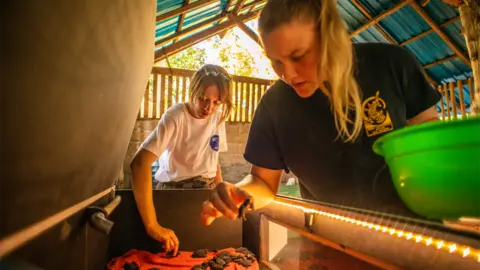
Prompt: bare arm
<box><xmin>407</xmin><ymin>105</ymin><xmax>439</xmax><ymax>126</ymax></box>
<box><xmin>235</xmin><ymin>165</ymin><xmax>283</xmax><ymax>209</ymax></box>
<box><xmin>130</xmin><ymin>148</ymin><xmax>159</xmax><ymax>228</ymax></box>
<box><xmin>201</xmin><ymin>165</ymin><xmax>282</xmax><ymax>225</ymax></box>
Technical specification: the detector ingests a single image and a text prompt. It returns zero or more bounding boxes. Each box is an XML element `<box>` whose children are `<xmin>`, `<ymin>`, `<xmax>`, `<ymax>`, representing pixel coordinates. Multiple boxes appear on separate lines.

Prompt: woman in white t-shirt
<box><xmin>130</xmin><ymin>64</ymin><xmax>233</xmax><ymax>254</ymax></box>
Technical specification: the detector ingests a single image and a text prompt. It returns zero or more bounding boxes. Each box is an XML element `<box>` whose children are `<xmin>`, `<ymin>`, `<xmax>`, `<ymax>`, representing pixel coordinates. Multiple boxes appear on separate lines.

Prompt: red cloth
<box><xmin>107</xmin><ymin>248</ymin><xmax>259</xmax><ymax>270</ymax></box>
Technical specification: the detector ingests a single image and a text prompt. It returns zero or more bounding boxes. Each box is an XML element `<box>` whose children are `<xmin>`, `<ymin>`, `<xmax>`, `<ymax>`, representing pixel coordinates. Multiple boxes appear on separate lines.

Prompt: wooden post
<box><xmin>458</xmin><ymin>80</ymin><xmax>467</xmax><ymax>117</ymax></box>
<box><xmin>143</xmin><ymin>82</ymin><xmax>150</xmax><ymax>118</ymax></box>
<box><xmin>438</xmin><ymin>85</ymin><xmax>445</xmax><ymax>120</ymax></box>
<box><xmin>469</xmin><ymin>77</ymin><xmax>475</xmax><ymax>102</ymax></box>
<box><xmin>152</xmin><ymin>75</ymin><xmax>158</xmax><ymax>118</ymax></box>
<box><xmin>444</xmin><ymin>83</ymin><xmax>451</xmax><ymax>120</ymax></box>
<box><xmin>449</xmin><ymin>82</ymin><xmax>457</xmax><ymax>119</ymax></box>
<box><xmin>458</xmin><ymin>1</ymin><xmax>480</xmax><ymax>115</ymax></box>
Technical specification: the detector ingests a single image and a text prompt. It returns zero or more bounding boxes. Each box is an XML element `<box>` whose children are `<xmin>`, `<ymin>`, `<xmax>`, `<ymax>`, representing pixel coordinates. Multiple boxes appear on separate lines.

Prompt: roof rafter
<box><xmin>233</xmin><ymin>0</ymin><xmax>248</xmax><ymax>14</ymax></box>
<box><xmin>350</xmin><ymin>0</ymin><xmax>398</xmax><ymax>44</ymax></box>
<box><xmin>156</xmin><ymin>0</ymin><xmax>217</xmax><ymax>23</ymax></box>
<box><xmin>228</xmin><ymin>13</ymin><xmax>262</xmax><ymax>46</ymax></box>
<box><xmin>156</xmin><ymin>15</ymin><xmax>224</xmax><ymax>47</ymax></box>
<box><xmin>423</xmin><ymin>55</ymin><xmax>458</xmax><ymax>69</ymax></box>
<box><xmin>173</xmin><ymin>0</ymin><xmax>190</xmax><ymax>43</ymax></box>
<box><xmin>350</xmin><ymin>0</ymin><xmax>413</xmax><ymax>38</ymax></box>
<box><xmin>218</xmin><ymin>0</ymin><xmax>234</xmax><ymax>39</ymax></box>
<box><xmin>399</xmin><ymin>16</ymin><xmax>460</xmax><ymax>46</ymax></box>
<box><xmin>155</xmin><ymin>11</ymin><xmax>260</xmax><ymax>62</ymax></box>
<box><xmin>410</xmin><ymin>1</ymin><xmax>470</xmax><ymax>66</ymax></box>
<box><xmin>154</xmin><ymin>0</ymin><xmax>471</xmax><ymax>84</ymax></box>
<box><xmin>155</xmin><ymin>1</ymin><xmax>259</xmax><ymax>48</ymax></box>
<box><xmin>350</xmin><ymin>0</ymin><xmax>438</xmax><ymax>86</ymax></box>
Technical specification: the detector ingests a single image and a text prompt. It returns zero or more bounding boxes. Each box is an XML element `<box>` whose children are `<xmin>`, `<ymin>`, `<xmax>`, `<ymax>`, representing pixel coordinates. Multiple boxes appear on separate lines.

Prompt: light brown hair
<box><xmin>189</xmin><ymin>64</ymin><xmax>234</xmax><ymax>124</ymax></box>
<box><xmin>259</xmin><ymin>0</ymin><xmax>363</xmax><ymax>142</ymax></box>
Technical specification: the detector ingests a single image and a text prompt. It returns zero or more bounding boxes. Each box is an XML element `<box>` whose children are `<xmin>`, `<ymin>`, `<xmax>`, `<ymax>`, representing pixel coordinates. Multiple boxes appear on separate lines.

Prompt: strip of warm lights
<box><xmin>273</xmin><ymin>200</ymin><xmax>480</xmax><ymax>263</ymax></box>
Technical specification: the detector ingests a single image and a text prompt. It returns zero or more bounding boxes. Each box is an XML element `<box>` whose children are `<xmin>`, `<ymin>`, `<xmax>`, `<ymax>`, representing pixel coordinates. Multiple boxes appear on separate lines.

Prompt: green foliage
<box><xmin>234</xmin><ymin>50</ymin><xmax>256</xmax><ymax>77</ymax></box>
<box><xmin>160</xmin><ymin>28</ymin><xmax>270</xmax><ymax>79</ymax></box>
<box><xmin>213</xmin><ymin>32</ymin><xmax>258</xmax><ymax>77</ymax></box>
<box><xmin>167</xmin><ymin>47</ymin><xmax>207</xmax><ymax>70</ymax></box>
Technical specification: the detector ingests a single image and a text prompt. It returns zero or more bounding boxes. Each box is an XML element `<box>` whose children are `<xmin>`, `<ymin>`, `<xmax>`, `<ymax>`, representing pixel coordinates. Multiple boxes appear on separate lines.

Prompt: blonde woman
<box><xmin>200</xmin><ymin>0</ymin><xmax>441</xmax><ymax>225</ymax></box>
<box><xmin>131</xmin><ymin>64</ymin><xmax>233</xmax><ymax>253</ymax></box>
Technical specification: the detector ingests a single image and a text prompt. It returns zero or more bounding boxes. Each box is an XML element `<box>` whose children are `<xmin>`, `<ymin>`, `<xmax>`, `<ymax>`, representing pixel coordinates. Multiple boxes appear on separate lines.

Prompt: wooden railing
<box><xmin>436</xmin><ymin>77</ymin><xmax>476</xmax><ymax>120</ymax></box>
<box><xmin>138</xmin><ymin>67</ymin><xmax>275</xmax><ymax>122</ymax></box>
<box><xmin>139</xmin><ymin>67</ymin><xmax>476</xmax><ymax>122</ymax></box>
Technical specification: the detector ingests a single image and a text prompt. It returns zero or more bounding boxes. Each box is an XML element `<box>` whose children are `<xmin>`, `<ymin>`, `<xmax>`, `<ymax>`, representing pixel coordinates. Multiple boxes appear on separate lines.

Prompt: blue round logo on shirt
<box><xmin>210</xmin><ymin>135</ymin><xmax>220</xmax><ymax>152</ymax></box>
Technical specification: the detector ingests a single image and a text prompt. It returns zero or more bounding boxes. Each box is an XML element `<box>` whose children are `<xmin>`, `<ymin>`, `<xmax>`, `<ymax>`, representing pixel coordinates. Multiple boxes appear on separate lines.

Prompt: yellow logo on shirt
<box><xmin>362</xmin><ymin>91</ymin><xmax>394</xmax><ymax>137</ymax></box>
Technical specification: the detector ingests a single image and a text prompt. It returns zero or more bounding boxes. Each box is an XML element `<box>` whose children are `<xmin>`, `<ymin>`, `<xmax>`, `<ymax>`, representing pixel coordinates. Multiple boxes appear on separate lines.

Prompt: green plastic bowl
<box><xmin>373</xmin><ymin>116</ymin><xmax>480</xmax><ymax>220</ymax></box>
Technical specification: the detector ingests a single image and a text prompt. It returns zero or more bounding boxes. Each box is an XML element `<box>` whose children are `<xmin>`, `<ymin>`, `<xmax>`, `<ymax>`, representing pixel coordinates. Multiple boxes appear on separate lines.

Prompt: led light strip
<box><xmin>273</xmin><ymin>200</ymin><xmax>480</xmax><ymax>262</ymax></box>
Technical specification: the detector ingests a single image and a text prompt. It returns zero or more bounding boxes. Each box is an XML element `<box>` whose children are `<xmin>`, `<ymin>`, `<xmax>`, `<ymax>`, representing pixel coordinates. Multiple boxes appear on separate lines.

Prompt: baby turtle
<box><xmin>238</xmin><ymin>198</ymin><xmax>254</xmax><ymax>221</ymax></box>
<box><xmin>235</xmin><ymin>247</ymin><xmax>255</xmax><ymax>257</ymax></box>
<box><xmin>191</xmin><ymin>249</ymin><xmax>208</xmax><ymax>258</ymax></box>
<box><xmin>165</xmin><ymin>249</ymin><xmax>180</xmax><ymax>258</ymax></box>
<box><xmin>123</xmin><ymin>262</ymin><xmax>139</xmax><ymax>270</ymax></box>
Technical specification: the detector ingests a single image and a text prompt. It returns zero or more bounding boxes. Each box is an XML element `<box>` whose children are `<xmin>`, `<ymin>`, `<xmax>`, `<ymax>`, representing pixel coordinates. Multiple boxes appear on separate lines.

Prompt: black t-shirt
<box><xmin>244</xmin><ymin>43</ymin><xmax>441</xmax><ymax>217</ymax></box>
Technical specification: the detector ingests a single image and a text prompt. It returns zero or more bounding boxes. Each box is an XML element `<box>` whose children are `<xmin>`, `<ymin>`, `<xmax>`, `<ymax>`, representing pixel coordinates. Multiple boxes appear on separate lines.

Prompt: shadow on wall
<box><xmin>117</xmin><ymin>120</ymin><xmax>254</xmax><ymax>189</ymax></box>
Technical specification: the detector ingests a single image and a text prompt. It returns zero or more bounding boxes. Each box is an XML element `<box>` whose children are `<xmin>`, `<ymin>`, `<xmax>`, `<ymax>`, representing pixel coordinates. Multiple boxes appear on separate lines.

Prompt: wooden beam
<box><xmin>350</xmin><ymin>0</ymin><xmax>398</xmax><ymax>44</ymax></box>
<box><xmin>217</xmin><ymin>0</ymin><xmax>265</xmax><ymax>39</ymax></box>
<box><xmin>155</xmin><ymin>0</ymin><xmax>261</xmax><ymax>48</ymax></box>
<box><xmin>421</xmin><ymin>0</ymin><xmax>432</xmax><ymax>6</ymax></box>
<box><xmin>222</xmin><ymin>0</ymin><xmax>233</xmax><ymax>14</ymax></box>
<box><xmin>350</xmin><ymin>0</ymin><xmax>413</xmax><ymax>38</ymax></box>
<box><xmin>218</xmin><ymin>30</ymin><xmax>229</xmax><ymax>39</ymax></box>
<box><xmin>350</xmin><ymin>0</ymin><xmax>437</xmax><ymax>86</ymax></box>
<box><xmin>155</xmin><ymin>11</ymin><xmax>260</xmax><ymax>62</ymax></box>
<box><xmin>241</xmin><ymin>0</ymin><xmax>266</xmax><ymax>11</ymax></box>
<box><xmin>409</xmin><ymin>1</ymin><xmax>470</xmax><ymax>66</ymax></box>
<box><xmin>156</xmin><ymin>15</ymin><xmax>224</xmax><ymax>47</ymax></box>
<box><xmin>227</xmin><ymin>13</ymin><xmax>262</xmax><ymax>46</ymax></box>
<box><xmin>173</xmin><ymin>0</ymin><xmax>190</xmax><ymax>43</ymax></box>
<box><xmin>218</xmin><ymin>0</ymin><xmax>233</xmax><ymax>39</ymax></box>
<box><xmin>399</xmin><ymin>16</ymin><xmax>460</xmax><ymax>46</ymax></box>
<box><xmin>156</xmin><ymin>0</ymin><xmax>216</xmax><ymax>23</ymax></box>
<box><xmin>233</xmin><ymin>0</ymin><xmax>248</xmax><ymax>14</ymax></box>
<box><xmin>441</xmin><ymin>0</ymin><xmax>464</xmax><ymax>6</ymax></box>
<box><xmin>423</xmin><ymin>55</ymin><xmax>458</xmax><ymax>69</ymax></box>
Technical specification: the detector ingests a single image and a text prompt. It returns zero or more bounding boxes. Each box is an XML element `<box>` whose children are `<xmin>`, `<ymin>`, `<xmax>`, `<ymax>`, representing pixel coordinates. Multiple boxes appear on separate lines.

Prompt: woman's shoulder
<box><xmin>354</xmin><ymin>42</ymin><xmax>407</xmax><ymax>54</ymax></box>
<box><xmin>354</xmin><ymin>43</ymin><xmax>416</xmax><ymax>65</ymax></box>
<box><xmin>165</xmin><ymin>102</ymin><xmax>186</xmax><ymax>114</ymax></box>
<box><xmin>163</xmin><ymin>103</ymin><xmax>188</xmax><ymax>120</ymax></box>
<box><xmin>260</xmin><ymin>80</ymin><xmax>293</xmax><ymax>103</ymax></box>
<box><xmin>251</xmin><ymin>79</ymin><xmax>297</xmax><ymax>120</ymax></box>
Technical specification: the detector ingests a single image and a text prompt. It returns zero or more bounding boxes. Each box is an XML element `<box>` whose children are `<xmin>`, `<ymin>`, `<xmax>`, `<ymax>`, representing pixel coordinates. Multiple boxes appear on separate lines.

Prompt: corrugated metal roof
<box><xmin>155</xmin><ymin>0</ymin><xmax>474</xmax><ymax>111</ymax></box>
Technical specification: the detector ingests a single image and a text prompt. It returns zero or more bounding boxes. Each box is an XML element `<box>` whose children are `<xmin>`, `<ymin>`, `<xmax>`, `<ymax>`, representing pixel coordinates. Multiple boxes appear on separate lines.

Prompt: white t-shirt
<box><xmin>140</xmin><ymin>103</ymin><xmax>228</xmax><ymax>183</ymax></box>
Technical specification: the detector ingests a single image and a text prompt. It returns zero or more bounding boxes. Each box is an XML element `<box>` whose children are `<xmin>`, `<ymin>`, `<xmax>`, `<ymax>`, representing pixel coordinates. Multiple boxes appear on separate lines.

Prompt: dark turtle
<box><xmin>238</xmin><ymin>198</ymin><xmax>254</xmax><ymax>221</ymax></box>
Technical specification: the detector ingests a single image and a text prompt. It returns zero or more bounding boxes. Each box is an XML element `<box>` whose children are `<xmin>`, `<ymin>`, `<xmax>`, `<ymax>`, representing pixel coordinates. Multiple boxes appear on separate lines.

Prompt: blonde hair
<box><xmin>189</xmin><ymin>64</ymin><xmax>234</xmax><ymax>124</ymax></box>
<box><xmin>258</xmin><ymin>0</ymin><xmax>363</xmax><ymax>142</ymax></box>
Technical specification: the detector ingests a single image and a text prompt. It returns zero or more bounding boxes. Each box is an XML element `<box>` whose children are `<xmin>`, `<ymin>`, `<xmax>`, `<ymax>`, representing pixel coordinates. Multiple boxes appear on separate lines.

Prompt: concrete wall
<box><xmin>119</xmin><ymin>120</ymin><xmax>253</xmax><ymax>188</ymax></box>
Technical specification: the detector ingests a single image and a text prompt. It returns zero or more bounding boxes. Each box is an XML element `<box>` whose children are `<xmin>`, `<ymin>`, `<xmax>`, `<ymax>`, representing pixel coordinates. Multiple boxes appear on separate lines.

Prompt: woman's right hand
<box><xmin>145</xmin><ymin>223</ymin><xmax>179</xmax><ymax>254</ymax></box>
<box><xmin>200</xmin><ymin>182</ymin><xmax>251</xmax><ymax>226</ymax></box>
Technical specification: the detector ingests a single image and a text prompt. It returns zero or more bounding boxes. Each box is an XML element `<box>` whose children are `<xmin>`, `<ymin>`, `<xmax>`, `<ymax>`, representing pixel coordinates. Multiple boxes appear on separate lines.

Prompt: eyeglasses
<box><xmin>203</xmin><ymin>68</ymin><xmax>231</xmax><ymax>82</ymax></box>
